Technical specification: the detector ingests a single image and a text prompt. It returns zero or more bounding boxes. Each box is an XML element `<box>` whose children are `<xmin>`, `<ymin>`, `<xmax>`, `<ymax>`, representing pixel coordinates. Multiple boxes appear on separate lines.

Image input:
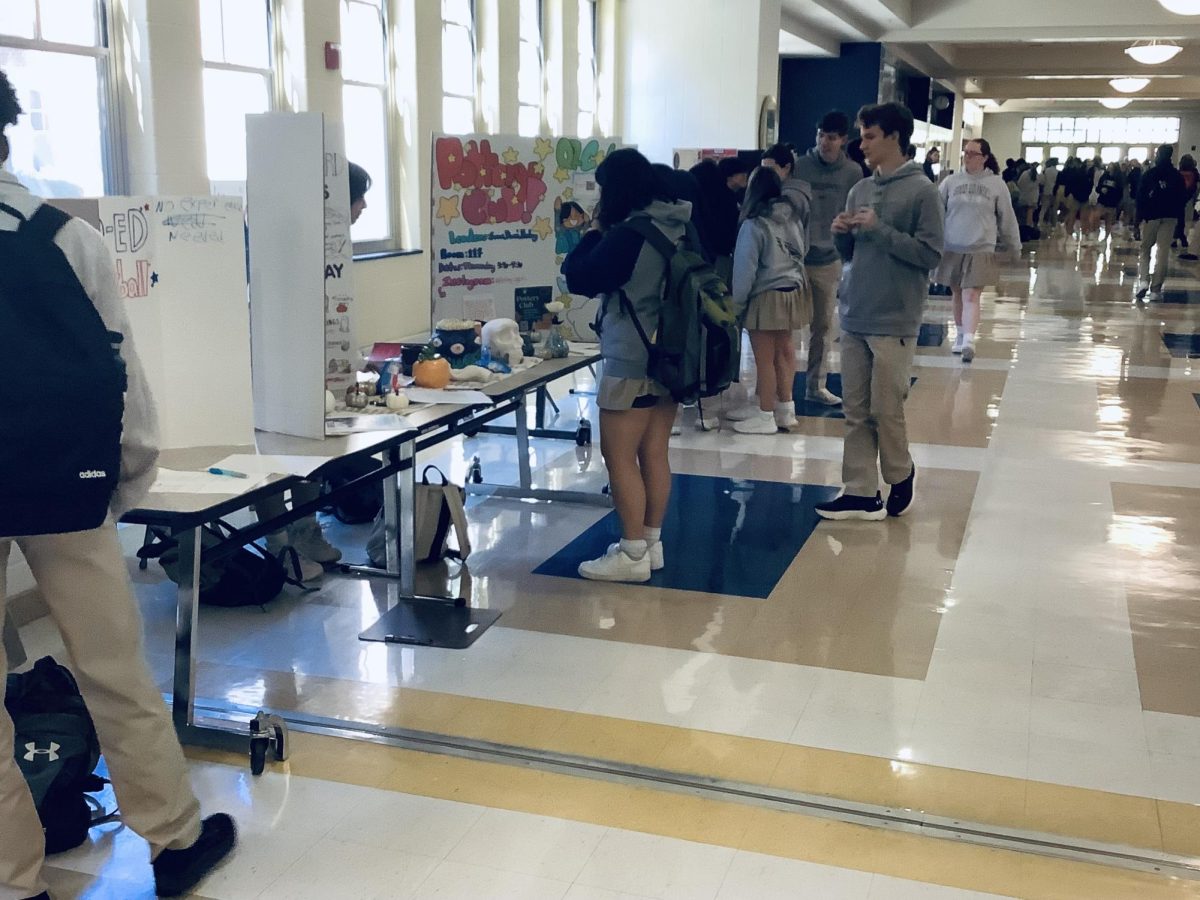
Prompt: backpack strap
<box><xmin>19</xmin><ymin>204</ymin><xmax>71</xmax><ymax>244</ymax></box>
<box><xmin>617</xmin><ymin>290</ymin><xmax>655</xmax><ymax>357</ymax></box>
<box><xmin>623</xmin><ymin>218</ymin><xmax>678</xmax><ymax>261</ymax></box>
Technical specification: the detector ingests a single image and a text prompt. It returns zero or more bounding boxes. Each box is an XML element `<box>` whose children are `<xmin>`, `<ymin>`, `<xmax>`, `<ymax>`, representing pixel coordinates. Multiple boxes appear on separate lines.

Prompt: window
<box><xmin>1050</xmin><ymin>145</ymin><xmax>1070</xmax><ymax>162</ymax></box>
<box><xmin>340</xmin><ymin>0</ymin><xmax>391</xmax><ymax>243</ymax></box>
<box><xmin>1128</xmin><ymin>146</ymin><xmax>1148</xmax><ymax>163</ymax></box>
<box><xmin>1024</xmin><ymin>146</ymin><xmax>1045</xmax><ymax>164</ymax></box>
<box><xmin>576</xmin><ymin>0</ymin><xmax>595</xmax><ymax>137</ymax></box>
<box><xmin>1021</xmin><ymin>115</ymin><xmax>1180</xmax><ymax>146</ymax></box>
<box><xmin>0</xmin><ymin>0</ymin><xmax>113</xmax><ymax>197</ymax></box>
<box><xmin>199</xmin><ymin>0</ymin><xmax>273</xmax><ymax>184</ymax></box>
<box><xmin>442</xmin><ymin>0</ymin><xmax>476</xmax><ymax>135</ymax></box>
<box><xmin>517</xmin><ymin>0</ymin><xmax>542</xmax><ymax>137</ymax></box>
<box><xmin>1100</xmin><ymin>146</ymin><xmax>1122</xmax><ymax>164</ymax></box>
<box><xmin>1076</xmin><ymin>146</ymin><xmax>1096</xmax><ymax>161</ymax></box>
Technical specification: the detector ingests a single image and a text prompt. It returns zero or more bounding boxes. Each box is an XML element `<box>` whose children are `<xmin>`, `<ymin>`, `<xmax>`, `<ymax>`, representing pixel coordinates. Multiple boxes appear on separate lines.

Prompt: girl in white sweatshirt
<box><xmin>935</xmin><ymin>138</ymin><xmax>1021</xmax><ymax>362</ymax></box>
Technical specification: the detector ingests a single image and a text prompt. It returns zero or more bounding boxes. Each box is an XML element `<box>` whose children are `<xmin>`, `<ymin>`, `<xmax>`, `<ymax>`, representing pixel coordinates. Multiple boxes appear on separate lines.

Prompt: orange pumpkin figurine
<box><xmin>412</xmin><ymin>345</ymin><xmax>451</xmax><ymax>389</ymax></box>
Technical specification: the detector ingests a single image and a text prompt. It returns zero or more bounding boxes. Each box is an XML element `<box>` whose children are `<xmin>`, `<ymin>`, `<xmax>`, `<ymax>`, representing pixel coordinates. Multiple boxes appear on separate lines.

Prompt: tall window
<box><xmin>441</xmin><ymin>0</ymin><xmax>476</xmax><ymax>135</ymax></box>
<box><xmin>341</xmin><ymin>0</ymin><xmax>391</xmax><ymax>243</ymax></box>
<box><xmin>517</xmin><ymin>0</ymin><xmax>542</xmax><ymax>137</ymax></box>
<box><xmin>0</xmin><ymin>0</ymin><xmax>113</xmax><ymax>196</ymax></box>
<box><xmin>199</xmin><ymin>0</ymin><xmax>273</xmax><ymax>184</ymax></box>
<box><xmin>576</xmin><ymin>0</ymin><xmax>595</xmax><ymax>137</ymax></box>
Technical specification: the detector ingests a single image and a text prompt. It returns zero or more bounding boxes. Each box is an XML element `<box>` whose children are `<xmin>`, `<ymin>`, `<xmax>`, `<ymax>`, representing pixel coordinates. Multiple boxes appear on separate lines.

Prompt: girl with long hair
<box><xmin>561</xmin><ymin>149</ymin><xmax>692</xmax><ymax>582</ymax></box>
<box><xmin>724</xmin><ymin>167</ymin><xmax>810</xmax><ymax>432</ymax></box>
<box><xmin>934</xmin><ymin>138</ymin><xmax>1021</xmax><ymax>362</ymax></box>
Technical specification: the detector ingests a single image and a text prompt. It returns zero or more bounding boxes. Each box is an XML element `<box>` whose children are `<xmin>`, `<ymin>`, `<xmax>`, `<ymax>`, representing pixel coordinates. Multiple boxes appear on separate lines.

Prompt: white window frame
<box><xmin>576</xmin><ymin>0</ymin><xmax>596</xmax><ymax>138</ymax></box>
<box><xmin>441</xmin><ymin>0</ymin><xmax>478</xmax><ymax>135</ymax></box>
<box><xmin>0</xmin><ymin>0</ymin><xmax>123</xmax><ymax>194</ymax></box>
<box><xmin>517</xmin><ymin>0</ymin><xmax>543</xmax><ymax>137</ymax></box>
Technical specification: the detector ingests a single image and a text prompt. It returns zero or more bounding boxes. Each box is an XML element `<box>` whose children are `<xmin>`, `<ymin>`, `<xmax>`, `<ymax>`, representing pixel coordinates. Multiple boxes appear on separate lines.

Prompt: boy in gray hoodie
<box><xmin>791</xmin><ymin>111</ymin><xmax>864</xmax><ymax>405</ymax></box>
<box><xmin>816</xmin><ymin>102</ymin><xmax>944</xmax><ymax>522</ymax></box>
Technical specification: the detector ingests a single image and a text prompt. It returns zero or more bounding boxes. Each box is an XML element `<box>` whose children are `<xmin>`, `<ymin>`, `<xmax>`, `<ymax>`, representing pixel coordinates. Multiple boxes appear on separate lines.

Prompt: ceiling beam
<box><xmin>974</xmin><ymin>76</ymin><xmax>1200</xmax><ymax>101</ymax></box>
<box><xmin>805</xmin><ymin>0</ymin><xmax>882</xmax><ymax>40</ymax></box>
<box><xmin>780</xmin><ymin>11</ymin><xmax>843</xmax><ymax>57</ymax></box>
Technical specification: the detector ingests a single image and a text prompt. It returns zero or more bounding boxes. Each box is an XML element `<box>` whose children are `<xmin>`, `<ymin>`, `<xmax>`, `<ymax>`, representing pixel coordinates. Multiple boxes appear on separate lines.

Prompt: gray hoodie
<box><xmin>780</xmin><ymin>176</ymin><xmax>812</xmax><ymax>248</ymax></box>
<box><xmin>731</xmin><ymin>199</ymin><xmax>806</xmax><ymax>318</ymax></box>
<box><xmin>834</xmin><ymin>161</ymin><xmax>944</xmax><ymax>338</ymax></box>
<box><xmin>939</xmin><ymin>169</ymin><xmax>1022</xmax><ymax>255</ymax></box>
<box><xmin>792</xmin><ymin>148</ymin><xmax>865</xmax><ymax>266</ymax></box>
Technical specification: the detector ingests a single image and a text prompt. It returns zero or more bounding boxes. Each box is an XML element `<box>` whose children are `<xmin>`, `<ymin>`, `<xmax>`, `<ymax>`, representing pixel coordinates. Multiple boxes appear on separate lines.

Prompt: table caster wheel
<box><xmin>576</xmin><ymin>420</ymin><xmax>592</xmax><ymax>446</ymax></box>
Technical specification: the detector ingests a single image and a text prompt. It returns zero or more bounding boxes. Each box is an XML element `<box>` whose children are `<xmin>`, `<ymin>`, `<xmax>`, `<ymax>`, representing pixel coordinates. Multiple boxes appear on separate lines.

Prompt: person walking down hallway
<box><xmin>1136</xmin><ymin>144</ymin><xmax>1187</xmax><ymax>303</ymax></box>
<box><xmin>0</xmin><ymin>67</ymin><xmax>235</xmax><ymax>900</ymax></box>
<box><xmin>792</xmin><ymin>110</ymin><xmax>865</xmax><ymax>406</ymax></box>
<box><xmin>935</xmin><ymin>138</ymin><xmax>1021</xmax><ymax>363</ymax></box>
<box><xmin>816</xmin><ymin>103</ymin><xmax>944</xmax><ymax>522</ymax></box>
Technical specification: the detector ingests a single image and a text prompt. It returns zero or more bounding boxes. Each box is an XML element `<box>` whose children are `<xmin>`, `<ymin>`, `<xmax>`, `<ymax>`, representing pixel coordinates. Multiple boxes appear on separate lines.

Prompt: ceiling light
<box><xmin>1158</xmin><ymin>0</ymin><xmax>1200</xmax><ymax>14</ymax></box>
<box><xmin>1125</xmin><ymin>40</ymin><xmax>1183</xmax><ymax>65</ymax></box>
<box><xmin>1109</xmin><ymin>77</ymin><xmax>1151</xmax><ymax>93</ymax></box>
<box><xmin>1100</xmin><ymin>97</ymin><xmax>1133</xmax><ymax>109</ymax></box>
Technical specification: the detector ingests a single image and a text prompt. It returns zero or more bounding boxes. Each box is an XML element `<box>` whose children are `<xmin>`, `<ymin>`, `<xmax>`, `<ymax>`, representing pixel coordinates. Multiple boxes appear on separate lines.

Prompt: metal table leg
<box><xmin>171</xmin><ymin>526</ymin><xmax>202</xmax><ymax>736</ymax></box>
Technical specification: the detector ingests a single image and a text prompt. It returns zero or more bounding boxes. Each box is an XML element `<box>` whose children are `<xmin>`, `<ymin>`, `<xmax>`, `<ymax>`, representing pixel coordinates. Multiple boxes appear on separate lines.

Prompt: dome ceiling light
<box><xmin>1109</xmin><ymin>77</ymin><xmax>1151</xmax><ymax>93</ymax></box>
<box><xmin>1100</xmin><ymin>97</ymin><xmax>1133</xmax><ymax>109</ymax></box>
<box><xmin>1125</xmin><ymin>40</ymin><xmax>1183</xmax><ymax>65</ymax></box>
<box><xmin>1158</xmin><ymin>1</ymin><xmax>1200</xmax><ymax>15</ymax></box>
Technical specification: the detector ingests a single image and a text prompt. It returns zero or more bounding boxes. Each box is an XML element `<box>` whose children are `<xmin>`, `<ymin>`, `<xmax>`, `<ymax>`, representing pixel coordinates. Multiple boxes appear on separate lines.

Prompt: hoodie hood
<box><xmin>806</xmin><ymin>147</ymin><xmax>848</xmax><ymax>170</ymax></box>
<box><xmin>873</xmin><ymin>160</ymin><xmax>927</xmax><ymax>185</ymax></box>
<box><xmin>793</xmin><ymin>149</ymin><xmax>866</xmax><ymax>264</ymax></box>
<box><xmin>766</xmin><ymin>198</ymin><xmax>793</xmax><ymax>225</ymax></box>
<box><xmin>631</xmin><ymin>198</ymin><xmax>693</xmax><ymax>234</ymax></box>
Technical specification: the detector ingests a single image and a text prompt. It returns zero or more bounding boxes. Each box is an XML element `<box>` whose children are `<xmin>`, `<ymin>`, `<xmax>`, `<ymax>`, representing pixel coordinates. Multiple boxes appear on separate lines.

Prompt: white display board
<box><xmin>52</xmin><ymin>195</ymin><xmax>255</xmax><ymax>450</ymax></box>
<box><xmin>430</xmin><ymin>133</ymin><xmax>620</xmax><ymax>328</ymax></box>
<box><xmin>246</xmin><ymin>112</ymin><xmax>357</xmax><ymax>439</ymax></box>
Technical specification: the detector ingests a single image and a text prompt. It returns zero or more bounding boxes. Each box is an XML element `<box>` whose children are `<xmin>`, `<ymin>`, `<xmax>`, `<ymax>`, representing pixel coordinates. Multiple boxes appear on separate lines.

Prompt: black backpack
<box><xmin>5</xmin><ymin>657</ymin><xmax>113</xmax><ymax>853</ymax></box>
<box><xmin>321</xmin><ymin>457</ymin><xmax>383</xmax><ymax>524</ymax></box>
<box><xmin>139</xmin><ymin>520</ymin><xmax>303</xmax><ymax>607</ymax></box>
<box><xmin>0</xmin><ymin>204</ymin><xmax>126</xmax><ymax>538</ymax></box>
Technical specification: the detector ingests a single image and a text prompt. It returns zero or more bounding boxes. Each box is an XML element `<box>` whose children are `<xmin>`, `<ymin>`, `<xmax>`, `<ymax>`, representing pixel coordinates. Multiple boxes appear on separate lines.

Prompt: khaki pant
<box><xmin>1</xmin><ymin>523</ymin><xmax>201</xmax><ymax>899</ymax></box>
<box><xmin>1139</xmin><ymin>217</ymin><xmax>1175</xmax><ymax>292</ymax></box>
<box><xmin>804</xmin><ymin>260</ymin><xmax>841</xmax><ymax>394</ymax></box>
<box><xmin>840</xmin><ymin>331</ymin><xmax>917</xmax><ymax>497</ymax></box>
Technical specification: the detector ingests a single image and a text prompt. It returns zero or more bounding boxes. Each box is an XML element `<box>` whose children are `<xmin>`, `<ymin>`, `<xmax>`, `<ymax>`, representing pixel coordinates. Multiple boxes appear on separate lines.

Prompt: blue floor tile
<box><xmin>1159</xmin><ymin>289</ymin><xmax>1200</xmax><ymax>304</ymax></box>
<box><xmin>792</xmin><ymin>373</ymin><xmax>918</xmax><ymax>420</ymax></box>
<box><xmin>918</xmin><ymin>322</ymin><xmax>947</xmax><ymax>347</ymax></box>
<box><xmin>1163</xmin><ymin>333</ymin><xmax>1200</xmax><ymax>358</ymax></box>
<box><xmin>533</xmin><ymin>473</ymin><xmax>837</xmax><ymax>599</ymax></box>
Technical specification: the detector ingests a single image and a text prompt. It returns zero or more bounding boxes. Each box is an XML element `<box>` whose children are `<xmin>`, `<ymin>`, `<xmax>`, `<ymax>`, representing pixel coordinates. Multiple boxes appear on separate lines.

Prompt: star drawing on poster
<box><xmin>553</xmin><ymin>167</ymin><xmax>570</xmax><ymax>183</ymax></box>
<box><xmin>436</xmin><ymin>195</ymin><xmax>460</xmax><ymax>225</ymax></box>
<box><xmin>562</xmin><ymin>187</ymin><xmax>574</xmax><ymax>200</ymax></box>
<box><xmin>502</xmin><ymin>146</ymin><xmax>520</xmax><ymax>165</ymax></box>
<box><xmin>532</xmin><ymin>217</ymin><xmax>553</xmax><ymax>240</ymax></box>
<box><xmin>534</xmin><ymin>137</ymin><xmax>554</xmax><ymax>161</ymax></box>
<box><xmin>150</xmin><ymin>271</ymin><xmax>159</xmax><ymax>287</ymax></box>
<box><xmin>594</xmin><ymin>148</ymin><xmax>608</xmax><ymax>166</ymax></box>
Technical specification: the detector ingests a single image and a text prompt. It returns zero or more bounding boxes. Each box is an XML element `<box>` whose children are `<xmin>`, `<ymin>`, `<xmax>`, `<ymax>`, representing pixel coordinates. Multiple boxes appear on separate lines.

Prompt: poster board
<box><xmin>246</xmin><ymin>112</ymin><xmax>357</xmax><ymax>439</ymax></box>
<box><xmin>429</xmin><ymin>133</ymin><xmax>621</xmax><ymax>333</ymax></box>
<box><xmin>51</xmin><ymin>195</ymin><xmax>255</xmax><ymax>450</ymax></box>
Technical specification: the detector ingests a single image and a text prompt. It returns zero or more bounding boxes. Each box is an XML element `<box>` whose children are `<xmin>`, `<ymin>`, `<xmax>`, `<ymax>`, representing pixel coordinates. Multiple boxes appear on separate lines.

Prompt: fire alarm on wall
<box><xmin>325</xmin><ymin>42</ymin><xmax>341</xmax><ymax>71</ymax></box>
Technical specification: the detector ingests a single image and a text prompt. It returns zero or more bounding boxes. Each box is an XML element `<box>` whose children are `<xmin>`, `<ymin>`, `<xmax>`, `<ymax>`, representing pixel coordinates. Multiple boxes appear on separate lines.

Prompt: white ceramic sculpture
<box><xmin>481</xmin><ymin>317</ymin><xmax>523</xmax><ymax>367</ymax></box>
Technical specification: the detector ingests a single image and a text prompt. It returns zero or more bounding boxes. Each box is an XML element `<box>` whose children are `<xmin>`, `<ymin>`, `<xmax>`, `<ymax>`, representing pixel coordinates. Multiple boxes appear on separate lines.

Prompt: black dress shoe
<box><xmin>153</xmin><ymin>814</ymin><xmax>237</xmax><ymax>897</ymax></box>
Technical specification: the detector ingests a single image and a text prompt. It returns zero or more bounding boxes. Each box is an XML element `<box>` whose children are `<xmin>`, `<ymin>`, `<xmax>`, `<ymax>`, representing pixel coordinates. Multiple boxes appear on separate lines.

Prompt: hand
<box><xmin>831</xmin><ymin>212</ymin><xmax>855</xmax><ymax>234</ymax></box>
<box><xmin>853</xmin><ymin>208</ymin><xmax>879</xmax><ymax>231</ymax></box>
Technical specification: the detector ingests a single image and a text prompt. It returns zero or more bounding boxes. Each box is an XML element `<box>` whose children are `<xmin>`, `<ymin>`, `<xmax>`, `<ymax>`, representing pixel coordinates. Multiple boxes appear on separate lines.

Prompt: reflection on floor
<box><xmin>533</xmin><ymin>473</ymin><xmax>837</xmax><ymax>599</ymax></box>
<box><xmin>1162</xmin><ymin>332</ymin><xmax>1200</xmax><ymax>358</ymax></box>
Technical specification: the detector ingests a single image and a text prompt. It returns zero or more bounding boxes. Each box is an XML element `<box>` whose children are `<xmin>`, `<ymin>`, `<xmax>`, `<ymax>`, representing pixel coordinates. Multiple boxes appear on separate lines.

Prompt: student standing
<box><xmin>792</xmin><ymin>110</ymin><xmax>865</xmax><ymax>406</ymax></box>
<box><xmin>922</xmin><ymin>148</ymin><xmax>940</xmax><ymax>182</ymax></box>
<box><xmin>1096</xmin><ymin>163</ymin><xmax>1124</xmax><ymax>238</ymax></box>
<box><xmin>0</xmin><ymin>68</ymin><xmax>235</xmax><ymax>900</ymax></box>
<box><xmin>562</xmin><ymin>149</ymin><xmax>690</xmax><ymax>582</ymax></box>
<box><xmin>1016</xmin><ymin>161</ymin><xmax>1040</xmax><ymax>227</ymax></box>
<box><xmin>1038</xmin><ymin>157</ymin><xmax>1060</xmax><ymax>227</ymax></box>
<box><xmin>725</xmin><ymin>167</ymin><xmax>810</xmax><ymax>434</ymax></box>
<box><xmin>935</xmin><ymin>138</ymin><xmax>1021</xmax><ymax>363</ymax></box>
<box><xmin>816</xmin><ymin>103</ymin><xmax>944</xmax><ymax>521</ymax></box>
<box><xmin>1136</xmin><ymin>144</ymin><xmax>1187</xmax><ymax>302</ymax></box>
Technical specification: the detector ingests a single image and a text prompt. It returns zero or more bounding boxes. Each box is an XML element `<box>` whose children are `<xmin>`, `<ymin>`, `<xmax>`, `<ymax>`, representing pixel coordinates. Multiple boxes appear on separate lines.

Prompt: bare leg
<box><xmin>748</xmin><ymin>330</ymin><xmax>777</xmax><ymax>412</ymax></box>
<box><xmin>951</xmin><ymin>287</ymin><xmax>964</xmax><ymax>327</ymax></box>
<box><xmin>637</xmin><ymin>400</ymin><xmax>679</xmax><ymax>529</ymax></box>
<box><xmin>599</xmin><ymin>407</ymin><xmax>654</xmax><ymax>540</ymax></box>
<box><xmin>773</xmin><ymin>331</ymin><xmax>796</xmax><ymax>403</ymax></box>
<box><xmin>961</xmin><ymin>287</ymin><xmax>983</xmax><ymax>338</ymax></box>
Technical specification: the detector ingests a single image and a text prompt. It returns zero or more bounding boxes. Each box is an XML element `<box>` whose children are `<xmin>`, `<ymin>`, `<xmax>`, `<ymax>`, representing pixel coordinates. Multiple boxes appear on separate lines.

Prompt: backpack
<box><xmin>138</xmin><ymin>519</ymin><xmax>302</xmax><ymax>607</ymax></box>
<box><xmin>321</xmin><ymin>457</ymin><xmax>383</xmax><ymax>524</ymax></box>
<box><xmin>5</xmin><ymin>657</ymin><xmax>113</xmax><ymax>853</ymax></box>
<box><xmin>617</xmin><ymin>219</ymin><xmax>741</xmax><ymax>404</ymax></box>
<box><xmin>0</xmin><ymin>204</ymin><xmax>126</xmax><ymax>538</ymax></box>
<box><xmin>367</xmin><ymin>466</ymin><xmax>471</xmax><ymax>567</ymax></box>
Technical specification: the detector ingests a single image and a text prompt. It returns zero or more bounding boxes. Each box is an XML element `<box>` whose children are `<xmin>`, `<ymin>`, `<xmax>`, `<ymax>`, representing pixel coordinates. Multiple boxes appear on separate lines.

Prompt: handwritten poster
<box><xmin>430</xmin><ymin>133</ymin><xmax>621</xmax><ymax>327</ymax></box>
<box><xmin>323</xmin><ymin>122</ymin><xmax>357</xmax><ymax>397</ymax></box>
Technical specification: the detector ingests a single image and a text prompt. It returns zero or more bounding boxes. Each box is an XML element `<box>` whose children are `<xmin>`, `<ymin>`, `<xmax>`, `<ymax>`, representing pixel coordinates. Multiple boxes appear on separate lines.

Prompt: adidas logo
<box><xmin>78</xmin><ymin>470</ymin><xmax>108</xmax><ymax>480</ymax></box>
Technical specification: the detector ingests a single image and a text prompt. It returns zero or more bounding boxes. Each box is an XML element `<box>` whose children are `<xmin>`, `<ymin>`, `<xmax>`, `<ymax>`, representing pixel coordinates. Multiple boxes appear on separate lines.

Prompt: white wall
<box><xmin>619</xmin><ymin>0</ymin><xmax>782</xmax><ymax>163</ymax></box>
<box><xmin>982</xmin><ymin>105</ymin><xmax>1200</xmax><ymax>163</ymax></box>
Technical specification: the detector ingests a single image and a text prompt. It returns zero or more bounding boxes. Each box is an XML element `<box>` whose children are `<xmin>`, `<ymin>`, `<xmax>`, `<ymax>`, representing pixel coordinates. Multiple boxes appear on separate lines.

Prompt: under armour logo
<box><xmin>23</xmin><ymin>742</ymin><xmax>60</xmax><ymax>762</ymax></box>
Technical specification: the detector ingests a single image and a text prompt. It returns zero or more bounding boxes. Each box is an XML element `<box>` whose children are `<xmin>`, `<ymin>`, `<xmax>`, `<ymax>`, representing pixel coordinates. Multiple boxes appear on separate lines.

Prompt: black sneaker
<box><xmin>815</xmin><ymin>492</ymin><xmax>886</xmax><ymax>521</ymax></box>
<box><xmin>887</xmin><ymin>465</ymin><xmax>917</xmax><ymax>518</ymax></box>
<box><xmin>153</xmin><ymin>814</ymin><xmax>237</xmax><ymax>897</ymax></box>
<box><xmin>24</xmin><ymin>893</ymin><xmax>50</xmax><ymax>900</ymax></box>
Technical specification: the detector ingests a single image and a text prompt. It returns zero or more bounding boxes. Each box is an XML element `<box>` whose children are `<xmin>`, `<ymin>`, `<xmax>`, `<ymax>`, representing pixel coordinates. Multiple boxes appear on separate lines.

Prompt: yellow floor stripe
<box><xmin>187</xmin><ymin>732</ymin><xmax>1200</xmax><ymax>900</ymax></box>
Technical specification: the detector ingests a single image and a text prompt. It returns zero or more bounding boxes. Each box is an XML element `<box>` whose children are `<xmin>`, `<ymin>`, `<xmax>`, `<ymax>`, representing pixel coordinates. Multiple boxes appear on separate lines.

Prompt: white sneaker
<box><xmin>733</xmin><ymin>409</ymin><xmax>778</xmax><ymax>434</ymax></box>
<box><xmin>287</xmin><ymin>517</ymin><xmax>341</xmax><ymax>564</ymax></box>
<box><xmin>774</xmin><ymin>401</ymin><xmax>796</xmax><ymax>429</ymax></box>
<box><xmin>805</xmin><ymin>386</ymin><xmax>842</xmax><ymax>406</ymax></box>
<box><xmin>724</xmin><ymin>403</ymin><xmax>761</xmax><ymax>422</ymax></box>
<box><xmin>951</xmin><ymin>332</ymin><xmax>965</xmax><ymax>354</ymax></box>
<box><xmin>649</xmin><ymin>541</ymin><xmax>664</xmax><ymax>571</ymax></box>
<box><xmin>578</xmin><ymin>543</ymin><xmax>651</xmax><ymax>582</ymax></box>
<box><xmin>671</xmin><ymin>422</ymin><xmax>683</xmax><ymax>436</ymax></box>
<box><xmin>961</xmin><ymin>341</ymin><xmax>976</xmax><ymax>363</ymax></box>
<box><xmin>1145</xmin><ymin>290</ymin><xmax>1163</xmax><ymax>303</ymax></box>
<box><xmin>695</xmin><ymin>407</ymin><xmax>719</xmax><ymax>431</ymax></box>
<box><xmin>1134</xmin><ymin>280</ymin><xmax>1149</xmax><ymax>299</ymax></box>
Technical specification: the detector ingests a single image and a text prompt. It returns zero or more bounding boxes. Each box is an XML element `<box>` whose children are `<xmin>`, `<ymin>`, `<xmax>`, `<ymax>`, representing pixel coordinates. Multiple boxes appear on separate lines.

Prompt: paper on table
<box><xmin>211</xmin><ymin>454</ymin><xmax>335</xmax><ymax>479</ymax></box>
<box><xmin>402</xmin><ymin>388</ymin><xmax>493</xmax><ymax>406</ymax></box>
<box><xmin>149</xmin><ymin>468</ymin><xmax>268</xmax><ymax>495</ymax></box>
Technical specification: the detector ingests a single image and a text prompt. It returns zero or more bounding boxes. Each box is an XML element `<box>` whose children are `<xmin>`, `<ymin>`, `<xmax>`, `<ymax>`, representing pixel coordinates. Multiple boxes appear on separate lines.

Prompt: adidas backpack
<box><xmin>0</xmin><ymin>203</ymin><xmax>126</xmax><ymax>537</ymax></box>
<box><xmin>619</xmin><ymin>219</ymin><xmax>741</xmax><ymax>404</ymax></box>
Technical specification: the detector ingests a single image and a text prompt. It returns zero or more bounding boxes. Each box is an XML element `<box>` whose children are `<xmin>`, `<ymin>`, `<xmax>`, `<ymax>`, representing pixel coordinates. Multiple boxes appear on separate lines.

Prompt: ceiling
<box><xmin>780</xmin><ymin>0</ymin><xmax>1200</xmax><ymax>108</ymax></box>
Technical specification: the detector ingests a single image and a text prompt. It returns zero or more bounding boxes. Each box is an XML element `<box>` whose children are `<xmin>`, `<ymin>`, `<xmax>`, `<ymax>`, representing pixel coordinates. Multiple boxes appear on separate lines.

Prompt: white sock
<box><xmin>620</xmin><ymin>538</ymin><xmax>648</xmax><ymax>560</ymax></box>
<box><xmin>775</xmin><ymin>401</ymin><xmax>794</xmax><ymax>413</ymax></box>
<box><xmin>643</xmin><ymin>527</ymin><xmax>662</xmax><ymax>544</ymax></box>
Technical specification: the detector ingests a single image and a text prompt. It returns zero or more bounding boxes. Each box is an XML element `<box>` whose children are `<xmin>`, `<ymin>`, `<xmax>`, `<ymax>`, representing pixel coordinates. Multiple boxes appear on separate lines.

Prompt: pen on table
<box><xmin>207</xmin><ymin>467</ymin><xmax>248</xmax><ymax>479</ymax></box>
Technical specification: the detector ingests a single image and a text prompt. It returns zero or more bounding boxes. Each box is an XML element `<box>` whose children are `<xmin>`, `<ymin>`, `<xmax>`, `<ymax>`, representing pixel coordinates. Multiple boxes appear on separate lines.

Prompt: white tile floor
<box><xmin>41</xmin><ymin>761</ymin><xmax>1013</xmax><ymax>900</ymax></box>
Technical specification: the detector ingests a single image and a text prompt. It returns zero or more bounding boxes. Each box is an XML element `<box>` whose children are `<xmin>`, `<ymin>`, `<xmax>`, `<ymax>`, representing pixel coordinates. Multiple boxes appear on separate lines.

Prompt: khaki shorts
<box><xmin>934</xmin><ymin>250</ymin><xmax>998</xmax><ymax>290</ymax></box>
<box><xmin>596</xmin><ymin>374</ymin><xmax>671</xmax><ymax>411</ymax></box>
<box><xmin>744</xmin><ymin>286</ymin><xmax>811</xmax><ymax>331</ymax></box>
